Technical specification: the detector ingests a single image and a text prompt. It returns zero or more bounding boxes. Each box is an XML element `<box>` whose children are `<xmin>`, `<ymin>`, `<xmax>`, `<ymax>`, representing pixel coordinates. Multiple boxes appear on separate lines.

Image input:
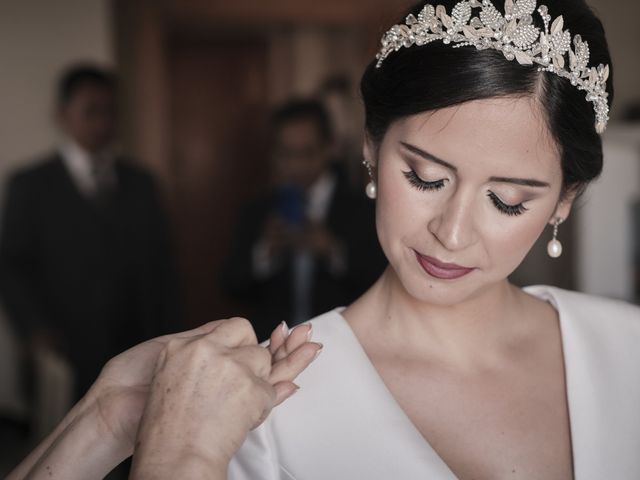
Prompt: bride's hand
<box><xmin>129</xmin><ymin>319</ymin><xmax>322</xmax><ymax>478</ymax></box>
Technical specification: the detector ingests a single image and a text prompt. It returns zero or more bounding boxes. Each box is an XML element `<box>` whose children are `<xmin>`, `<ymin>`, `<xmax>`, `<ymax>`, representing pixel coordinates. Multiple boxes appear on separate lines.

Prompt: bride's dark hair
<box><xmin>360</xmin><ymin>0</ymin><xmax>613</xmax><ymax>197</ymax></box>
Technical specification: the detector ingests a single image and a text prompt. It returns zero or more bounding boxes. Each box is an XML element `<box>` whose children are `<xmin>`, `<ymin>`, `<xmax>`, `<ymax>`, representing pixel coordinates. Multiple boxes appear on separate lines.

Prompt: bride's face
<box><xmin>365</xmin><ymin>97</ymin><xmax>574</xmax><ymax>306</ymax></box>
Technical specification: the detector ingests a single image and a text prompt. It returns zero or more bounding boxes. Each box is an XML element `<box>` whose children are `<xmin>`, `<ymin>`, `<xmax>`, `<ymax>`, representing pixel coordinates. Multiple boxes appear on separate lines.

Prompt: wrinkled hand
<box><xmin>130</xmin><ymin>319</ymin><xmax>321</xmax><ymax>477</ymax></box>
<box><xmin>85</xmin><ymin>318</ymin><xmax>320</xmax><ymax>459</ymax></box>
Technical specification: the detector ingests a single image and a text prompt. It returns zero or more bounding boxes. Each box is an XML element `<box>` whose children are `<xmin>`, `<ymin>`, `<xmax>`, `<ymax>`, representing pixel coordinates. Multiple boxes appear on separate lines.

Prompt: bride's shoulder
<box><xmin>305</xmin><ymin>307</ymin><xmax>347</xmax><ymax>327</ymax></box>
<box><xmin>292</xmin><ymin>307</ymin><xmax>362</xmax><ymax>346</ymax></box>
<box><xmin>258</xmin><ymin>308</ymin><xmax>348</xmax><ymax>350</ymax></box>
<box><xmin>276</xmin><ymin>307</ymin><xmax>370</xmax><ymax>394</ymax></box>
<box><xmin>295</xmin><ymin>308</ymin><xmax>352</xmax><ymax>344</ymax></box>
<box><xmin>523</xmin><ymin>284</ymin><xmax>640</xmax><ymax>331</ymax></box>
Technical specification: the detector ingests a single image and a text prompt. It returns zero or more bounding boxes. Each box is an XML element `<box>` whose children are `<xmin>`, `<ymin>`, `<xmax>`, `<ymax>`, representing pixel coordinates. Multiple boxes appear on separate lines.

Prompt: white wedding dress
<box><xmin>229</xmin><ymin>285</ymin><xmax>640</xmax><ymax>480</ymax></box>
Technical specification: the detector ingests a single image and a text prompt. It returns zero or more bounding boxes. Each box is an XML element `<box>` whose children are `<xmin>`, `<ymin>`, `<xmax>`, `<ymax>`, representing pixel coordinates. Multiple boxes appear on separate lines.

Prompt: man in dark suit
<box><xmin>222</xmin><ymin>99</ymin><xmax>386</xmax><ymax>341</ymax></box>
<box><xmin>0</xmin><ymin>64</ymin><xmax>179</xmax><ymax>399</ymax></box>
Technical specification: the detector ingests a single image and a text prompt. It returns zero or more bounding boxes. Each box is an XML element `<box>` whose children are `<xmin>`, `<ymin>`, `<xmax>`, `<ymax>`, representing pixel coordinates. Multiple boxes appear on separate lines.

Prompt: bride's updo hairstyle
<box><xmin>361</xmin><ymin>0</ymin><xmax>613</xmax><ymax>198</ymax></box>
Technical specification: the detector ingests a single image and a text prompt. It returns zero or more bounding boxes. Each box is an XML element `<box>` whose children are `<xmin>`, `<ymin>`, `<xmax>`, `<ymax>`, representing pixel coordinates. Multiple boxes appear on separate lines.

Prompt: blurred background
<box><xmin>0</xmin><ymin>0</ymin><xmax>638</xmax><ymax>476</ymax></box>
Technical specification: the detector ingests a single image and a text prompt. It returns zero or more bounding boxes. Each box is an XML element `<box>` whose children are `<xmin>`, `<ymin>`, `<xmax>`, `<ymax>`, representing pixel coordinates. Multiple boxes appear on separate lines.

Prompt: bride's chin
<box><xmin>391</xmin><ymin>267</ymin><xmax>486</xmax><ymax>307</ymax></box>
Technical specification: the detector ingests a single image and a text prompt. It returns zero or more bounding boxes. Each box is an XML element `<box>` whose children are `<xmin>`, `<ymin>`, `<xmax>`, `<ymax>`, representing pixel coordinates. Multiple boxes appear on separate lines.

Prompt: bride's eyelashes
<box><xmin>486</xmin><ymin>191</ymin><xmax>528</xmax><ymax>216</ymax></box>
<box><xmin>402</xmin><ymin>169</ymin><xmax>446</xmax><ymax>191</ymax></box>
<box><xmin>402</xmin><ymin>168</ymin><xmax>529</xmax><ymax>217</ymax></box>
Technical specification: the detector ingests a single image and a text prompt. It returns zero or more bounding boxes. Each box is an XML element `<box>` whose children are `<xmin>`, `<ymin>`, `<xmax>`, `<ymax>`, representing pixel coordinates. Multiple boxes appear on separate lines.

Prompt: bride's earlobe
<box><xmin>546</xmin><ymin>188</ymin><xmax>577</xmax><ymax>259</ymax></box>
<box><xmin>362</xmin><ymin>136</ymin><xmax>378</xmax><ymax>199</ymax></box>
<box><xmin>363</xmin><ymin>159</ymin><xmax>377</xmax><ymax>199</ymax></box>
<box><xmin>362</xmin><ymin>135</ymin><xmax>376</xmax><ymax>167</ymax></box>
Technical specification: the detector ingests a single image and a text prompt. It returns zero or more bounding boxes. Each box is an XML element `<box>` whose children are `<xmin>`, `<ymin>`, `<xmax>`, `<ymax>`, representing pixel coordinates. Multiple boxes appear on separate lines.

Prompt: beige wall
<box><xmin>577</xmin><ymin>127</ymin><xmax>640</xmax><ymax>301</ymax></box>
<box><xmin>0</xmin><ymin>0</ymin><xmax>113</xmax><ymax>415</ymax></box>
<box><xmin>0</xmin><ymin>0</ymin><xmax>113</xmax><ymax>198</ymax></box>
<box><xmin>574</xmin><ymin>1</ymin><xmax>640</xmax><ymax>300</ymax></box>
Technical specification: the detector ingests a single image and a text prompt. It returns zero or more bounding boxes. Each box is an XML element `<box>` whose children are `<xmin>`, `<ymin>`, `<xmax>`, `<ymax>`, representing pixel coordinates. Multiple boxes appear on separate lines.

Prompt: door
<box><xmin>167</xmin><ymin>32</ymin><xmax>270</xmax><ymax>326</ymax></box>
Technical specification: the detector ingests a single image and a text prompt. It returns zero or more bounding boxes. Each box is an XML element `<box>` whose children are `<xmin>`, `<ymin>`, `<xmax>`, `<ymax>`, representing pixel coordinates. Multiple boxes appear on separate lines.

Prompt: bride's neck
<box><xmin>345</xmin><ymin>268</ymin><xmax>528</xmax><ymax>367</ymax></box>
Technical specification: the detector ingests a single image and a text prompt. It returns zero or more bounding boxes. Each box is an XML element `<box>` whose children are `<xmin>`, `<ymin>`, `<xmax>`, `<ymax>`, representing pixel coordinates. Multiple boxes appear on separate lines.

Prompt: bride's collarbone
<box><xmin>373</xmin><ymin>351</ymin><xmax>574</xmax><ymax>480</ymax></box>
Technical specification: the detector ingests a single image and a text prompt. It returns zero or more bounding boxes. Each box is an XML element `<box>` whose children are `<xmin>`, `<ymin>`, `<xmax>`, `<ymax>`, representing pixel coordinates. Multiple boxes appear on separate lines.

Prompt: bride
<box><xmin>229</xmin><ymin>1</ymin><xmax>640</xmax><ymax>478</ymax></box>
<box><xmin>10</xmin><ymin>0</ymin><xmax>640</xmax><ymax>478</ymax></box>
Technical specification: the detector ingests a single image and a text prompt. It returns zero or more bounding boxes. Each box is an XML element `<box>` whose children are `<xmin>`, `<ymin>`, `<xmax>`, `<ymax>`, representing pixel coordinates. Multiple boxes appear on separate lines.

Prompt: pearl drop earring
<box><xmin>366</xmin><ymin>181</ymin><xmax>377</xmax><ymax>199</ymax></box>
<box><xmin>547</xmin><ymin>218</ymin><xmax>564</xmax><ymax>258</ymax></box>
<box><xmin>363</xmin><ymin>160</ymin><xmax>377</xmax><ymax>199</ymax></box>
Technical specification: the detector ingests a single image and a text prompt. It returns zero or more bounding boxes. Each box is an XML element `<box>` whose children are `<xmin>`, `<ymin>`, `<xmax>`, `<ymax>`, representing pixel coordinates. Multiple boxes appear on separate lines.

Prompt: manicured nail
<box><xmin>312</xmin><ymin>343</ymin><xmax>324</xmax><ymax>361</ymax></box>
<box><xmin>281</xmin><ymin>321</ymin><xmax>289</xmax><ymax>336</ymax></box>
<box><xmin>306</xmin><ymin>324</ymin><xmax>313</xmax><ymax>342</ymax></box>
<box><xmin>280</xmin><ymin>384</ymin><xmax>300</xmax><ymax>403</ymax></box>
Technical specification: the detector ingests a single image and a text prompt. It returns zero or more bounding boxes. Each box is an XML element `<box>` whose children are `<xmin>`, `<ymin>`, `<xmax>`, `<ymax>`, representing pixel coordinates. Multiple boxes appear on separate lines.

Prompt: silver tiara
<box><xmin>375</xmin><ymin>0</ymin><xmax>610</xmax><ymax>133</ymax></box>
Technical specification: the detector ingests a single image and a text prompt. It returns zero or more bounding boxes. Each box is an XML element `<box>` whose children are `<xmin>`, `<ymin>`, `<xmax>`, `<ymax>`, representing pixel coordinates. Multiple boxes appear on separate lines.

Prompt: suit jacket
<box><xmin>0</xmin><ymin>154</ymin><xmax>179</xmax><ymax>396</ymax></box>
<box><xmin>229</xmin><ymin>286</ymin><xmax>640</xmax><ymax>479</ymax></box>
<box><xmin>222</xmin><ymin>170</ymin><xmax>387</xmax><ymax>341</ymax></box>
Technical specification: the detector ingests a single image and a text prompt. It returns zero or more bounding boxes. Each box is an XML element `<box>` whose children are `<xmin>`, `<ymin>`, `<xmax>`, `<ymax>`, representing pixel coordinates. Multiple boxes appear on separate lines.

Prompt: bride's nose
<box><xmin>427</xmin><ymin>188</ymin><xmax>479</xmax><ymax>252</ymax></box>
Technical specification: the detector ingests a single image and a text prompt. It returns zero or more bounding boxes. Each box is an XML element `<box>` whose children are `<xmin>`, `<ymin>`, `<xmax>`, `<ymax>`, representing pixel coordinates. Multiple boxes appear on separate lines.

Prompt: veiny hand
<box><xmin>86</xmin><ymin>318</ymin><xmax>320</xmax><ymax>460</ymax></box>
<box><xmin>130</xmin><ymin>318</ymin><xmax>321</xmax><ymax>478</ymax></box>
<box><xmin>6</xmin><ymin>319</ymin><xmax>319</xmax><ymax>480</ymax></box>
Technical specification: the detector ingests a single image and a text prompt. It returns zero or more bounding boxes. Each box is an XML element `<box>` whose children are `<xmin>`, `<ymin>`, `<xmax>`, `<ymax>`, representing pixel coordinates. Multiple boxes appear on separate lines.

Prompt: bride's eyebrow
<box><xmin>400</xmin><ymin>141</ymin><xmax>550</xmax><ymax>188</ymax></box>
<box><xmin>489</xmin><ymin>176</ymin><xmax>550</xmax><ymax>188</ymax></box>
<box><xmin>399</xmin><ymin>141</ymin><xmax>457</xmax><ymax>172</ymax></box>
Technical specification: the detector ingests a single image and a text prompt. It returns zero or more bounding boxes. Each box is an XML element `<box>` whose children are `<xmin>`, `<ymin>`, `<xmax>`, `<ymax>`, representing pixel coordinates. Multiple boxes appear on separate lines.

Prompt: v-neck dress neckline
<box><xmin>330</xmin><ymin>305</ymin><xmax>460</xmax><ymax>477</ymax></box>
<box><xmin>230</xmin><ymin>285</ymin><xmax>640</xmax><ymax>480</ymax></box>
<box><xmin>326</xmin><ymin>286</ymin><xmax>575</xmax><ymax>479</ymax></box>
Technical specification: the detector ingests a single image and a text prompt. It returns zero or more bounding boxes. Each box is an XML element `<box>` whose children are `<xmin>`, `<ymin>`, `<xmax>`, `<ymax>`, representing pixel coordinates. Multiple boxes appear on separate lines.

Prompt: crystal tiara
<box><xmin>375</xmin><ymin>0</ymin><xmax>610</xmax><ymax>133</ymax></box>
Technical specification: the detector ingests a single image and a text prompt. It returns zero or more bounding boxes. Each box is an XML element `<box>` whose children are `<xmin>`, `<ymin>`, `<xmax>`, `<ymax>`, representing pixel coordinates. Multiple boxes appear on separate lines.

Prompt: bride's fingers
<box><xmin>268</xmin><ymin>321</ymin><xmax>289</xmax><ymax>355</ymax></box>
<box><xmin>273</xmin><ymin>323</ymin><xmax>313</xmax><ymax>362</ymax></box>
<box><xmin>269</xmin><ymin>342</ymin><xmax>323</xmax><ymax>386</ymax></box>
<box><xmin>272</xmin><ymin>381</ymin><xmax>300</xmax><ymax>406</ymax></box>
<box><xmin>251</xmin><ymin>379</ymin><xmax>279</xmax><ymax>429</ymax></box>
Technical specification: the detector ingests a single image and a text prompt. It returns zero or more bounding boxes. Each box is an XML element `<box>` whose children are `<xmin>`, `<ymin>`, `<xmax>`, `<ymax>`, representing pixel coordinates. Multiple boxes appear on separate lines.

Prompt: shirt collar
<box><xmin>59</xmin><ymin>139</ymin><xmax>116</xmax><ymax>195</ymax></box>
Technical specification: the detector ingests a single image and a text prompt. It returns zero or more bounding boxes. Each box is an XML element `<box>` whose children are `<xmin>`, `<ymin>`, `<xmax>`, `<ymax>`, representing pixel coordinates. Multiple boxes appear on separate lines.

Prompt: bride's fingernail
<box><xmin>289</xmin><ymin>384</ymin><xmax>301</xmax><ymax>398</ymax></box>
<box><xmin>306</xmin><ymin>324</ymin><xmax>313</xmax><ymax>342</ymax></box>
<box><xmin>312</xmin><ymin>343</ymin><xmax>324</xmax><ymax>361</ymax></box>
<box><xmin>281</xmin><ymin>321</ymin><xmax>289</xmax><ymax>336</ymax></box>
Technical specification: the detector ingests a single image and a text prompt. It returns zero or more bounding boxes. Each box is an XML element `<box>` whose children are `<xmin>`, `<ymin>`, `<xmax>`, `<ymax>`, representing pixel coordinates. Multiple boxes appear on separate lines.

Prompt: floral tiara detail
<box><xmin>375</xmin><ymin>0</ymin><xmax>610</xmax><ymax>133</ymax></box>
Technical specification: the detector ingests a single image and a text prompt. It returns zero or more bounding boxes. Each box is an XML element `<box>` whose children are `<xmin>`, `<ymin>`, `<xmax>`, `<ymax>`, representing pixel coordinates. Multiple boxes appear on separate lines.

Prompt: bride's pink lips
<box><xmin>414</xmin><ymin>251</ymin><xmax>475</xmax><ymax>280</ymax></box>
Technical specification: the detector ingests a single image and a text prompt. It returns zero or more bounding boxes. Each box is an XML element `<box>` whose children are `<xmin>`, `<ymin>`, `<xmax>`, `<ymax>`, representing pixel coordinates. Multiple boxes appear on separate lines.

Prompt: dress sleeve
<box><xmin>228</xmin><ymin>421</ymin><xmax>296</xmax><ymax>479</ymax></box>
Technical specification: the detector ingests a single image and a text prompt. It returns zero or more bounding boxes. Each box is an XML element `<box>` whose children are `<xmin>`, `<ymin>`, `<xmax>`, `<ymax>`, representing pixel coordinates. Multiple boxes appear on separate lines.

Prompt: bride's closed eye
<box><xmin>402</xmin><ymin>167</ymin><xmax>529</xmax><ymax>217</ymax></box>
<box><xmin>402</xmin><ymin>168</ymin><xmax>446</xmax><ymax>191</ymax></box>
<box><xmin>487</xmin><ymin>191</ymin><xmax>528</xmax><ymax>216</ymax></box>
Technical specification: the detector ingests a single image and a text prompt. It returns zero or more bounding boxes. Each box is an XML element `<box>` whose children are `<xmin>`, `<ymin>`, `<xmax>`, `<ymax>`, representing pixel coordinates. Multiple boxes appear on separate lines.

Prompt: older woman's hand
<box><xmin>8</xmin><ymin>319</ymin><xmax>320</xmax><ymax>480</ymax></box>
<box><xmin>129</xmin><ymin>318</ymin><xmax>321</xmax><ymax>478</ymax></box>
<box><xmin>90</xmin><ymin>318</ymin><xmax>319</xmax><ymax>457</ymax></box>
